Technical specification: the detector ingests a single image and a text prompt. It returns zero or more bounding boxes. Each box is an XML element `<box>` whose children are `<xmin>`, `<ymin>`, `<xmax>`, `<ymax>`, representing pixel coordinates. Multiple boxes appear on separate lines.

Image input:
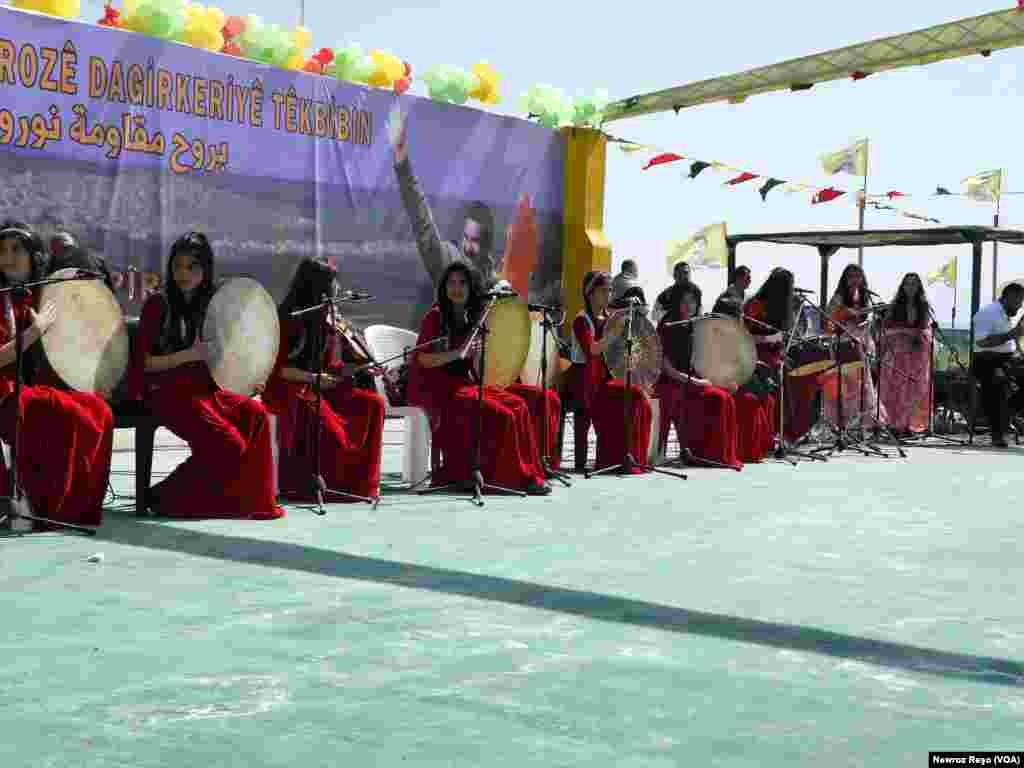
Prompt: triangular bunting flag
<box><xmin>935</xmin><ymin>186</ymin><xmax>953</xmax><ymax>196</ymax></box>
<box><xmin>726</xmin><ymin>172</ymin><xmax>758</xmax><ymax>186</ymax></box>
<box><xmin>926</xmin><ymin>257</ymin><xmax>957</xmax><ymax>287</ymax></box>
<box><xmin>759</xmin><ymin>178</ymin><xmax>785</xmax><ymax>201</ymax></box>
<box><xmin>886</xmin><ymin>191</ymin><xmax>905</xmax><ymax>199</ymax></box>
<box><xmin>688</xmin><ymin>161</ymin><xmax>711</xmax><ymax>179</ymax></box>
<box><xmin>642</xmin><ymin>153</ymin><xmax>685</xmax><ymax>170</ymax></box>
<box><xmin>812</xmin><ymin>188</ymin><xmax>845</xmax><ymax>205</ymax></box>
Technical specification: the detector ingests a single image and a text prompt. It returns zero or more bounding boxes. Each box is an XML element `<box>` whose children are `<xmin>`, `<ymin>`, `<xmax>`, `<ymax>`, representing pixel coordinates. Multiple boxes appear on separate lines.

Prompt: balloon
<box><xmin>332</xmin><ymin>44</ymin><xmax>364</xmax><ymax>82</ymax></box>
<box><xmin>222</xmin><ymin>40</ymin><xmax>242</xmax><ymax>56</ymax></box>
<box><xmin>393</xmin><ymin>77</ymin><xmax>410</xmax><ymax>96</ymax></box>
<box><xmin>469</xmin><ymin>62</ymin><xmax>501</xmax><ymax>104</ymax></box>
<box><xmin>403</xmin><ymin>61</ymin><xmax>412</xmax><ymax>78</ymax></box>
<box><xmin>13</xmin><ymin>0</ymin><xmax>81</xmax><ymax>20</ymax></box>
<box><xmin>285</xmin><ymin>51</ymin><xmax>305</xmax><ymax>71</ymax></box>
<box><xmin>223</xmin><ymin>14</ymin><xmax>245</xmax><ymax>38</ymax></box>
<box><xmin>291</xmin><ymin>26</ymin><xmax>313</xmax><ymax>51</ymax></box>
<box><xmin>314</xmin><ymin>48</ymin><xmax>334</xmax><ymax>66</ymax></box>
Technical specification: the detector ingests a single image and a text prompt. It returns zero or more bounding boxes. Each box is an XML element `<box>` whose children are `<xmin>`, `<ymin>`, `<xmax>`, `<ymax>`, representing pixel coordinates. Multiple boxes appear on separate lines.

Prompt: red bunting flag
<box><xmin>886</xmin><ymin>191</ymin><xmax>905</xmax><ymax>199</ymax></box>
<box><xmin>642</xmin><ymin>153</ymin><xmax>685</xmax><ymax>170</ymax></box>
<box><xmin>726</xmin><ymin>172</ymin><xmax>758</xmax><ymax>185</ymax></box>
<box><xmin>812</xmin><ymin>188</ymin><xmax>845</xmax><ymax>205</ymax></box>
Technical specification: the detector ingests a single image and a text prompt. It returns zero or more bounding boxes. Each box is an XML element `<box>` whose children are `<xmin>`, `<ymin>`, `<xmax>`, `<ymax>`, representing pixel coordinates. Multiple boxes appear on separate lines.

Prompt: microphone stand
<box><xmin>420</xmin><ymin>295</ymin><xmax>527</xmax><ymax>507</ymax></box>
<box><xmin>658</xmin><ymin>314</ymin><xmax>740</xmax><ymax>471</ymax></box>
<box><xmin>861</xmin><ymin>304</ymin><xmax>909</xmax><ymax>457</ymax></box>
<box><xmin>287</xmin><ymin>292</ymin><xmax>378</xmax><ymax>514</ymax></box>
<box><xmin>586</xmin><ymin>298</ymin><xmax>686</xmax><ymax>481</ymax></box>
<box><xmin>899</xmin><ymin>307</ymin><xmax>967</xmax><ymax>447</ymax></box>
<box><xmin>1</xmin><ymin>272</ymin><xmax>105</xmax><ymax>536</ymax></box>
<box><xmin>800</xmin><ymin>302</ymin><xmax>878</xmax><ymax>459</ymax></box>
<box><xmin>745</xmin><ymin>304</ymin><xmax>825</xmax><ymax>464</ymax></box>
<box><xmin>533</xmin><ymin>305</ymin><xmax>571</xmax><ymax>487</ymax></box>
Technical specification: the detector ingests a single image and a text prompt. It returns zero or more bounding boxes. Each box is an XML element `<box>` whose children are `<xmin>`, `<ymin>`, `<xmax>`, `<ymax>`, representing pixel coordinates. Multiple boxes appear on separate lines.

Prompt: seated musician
<box><xmin>655</xmin><ymin>283</ymin><xmax>743</xmax><ymax>469</ymax></box>
<box><xmin>262</xmin><ymin>258</ymin><xmax>386</xmax><ymax>501</ymax></box>
<box><xmin>972</xmin><ymin>282</ymin><xmax>1024</xmax><ymax>448</ymax></box>
<box><xmin>653</xmin><ymin>261</ymin><xmax>692</xmax><ymax>325</ymax></box>
<box><xmin>0</xmin><ymin>222</ymin><xmax>113</xmax><ymax>529</ymax></box>
<box><xmin>406</xmin><ymin>262</ymin><xmax>551</xmax><ymax>495</ymax></box>
<box><xmin>126</xmin><ymin>232</ymin><xmax>284</xmax><ymax>519</ymax></box>
<box><xmin>570</xmin><ymin>271</ymin><xmax>653</xmax><ymax>473</ymax></box>
<box><xmin>824</xmin><ymin>264</ymin><xmax>885</xmax><ymax>429</ymax></box>
<box><xmin>879</xmin><ymin>272</ymin><xmax>933</xmax><ymax>436</ymax></box>
<box><xmin>47</xmin><ymin>233</ymin><xmax>115</xmax><ymax>292</ymax></box>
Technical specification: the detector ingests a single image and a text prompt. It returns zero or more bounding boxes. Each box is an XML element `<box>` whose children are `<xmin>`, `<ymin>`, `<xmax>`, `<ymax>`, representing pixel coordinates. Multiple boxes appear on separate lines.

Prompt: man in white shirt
<box><xmin>972</xmin><ymin>283</ymin><xmax>1024</xmax><ymax>447</ymax></box>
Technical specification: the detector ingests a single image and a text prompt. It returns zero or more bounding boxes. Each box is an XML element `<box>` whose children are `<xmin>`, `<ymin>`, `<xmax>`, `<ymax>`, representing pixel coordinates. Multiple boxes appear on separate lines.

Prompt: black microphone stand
<box><xmin>658</xmin><ymin>314</ymin><xmax>740</xmax><ymax>471</ymax></box>
<box><xmin>420</xmin><ymin>295</ymin><xmax>527</xmax><ymax>507</ymax></box>
<box><xmin>533</xmin><ymin>304</ymin><xmax>571</xmax><ymax>487</ymax></box>
<box><xmin>586</xmin><ymin>298</ymin><xmax>686</xmax><ymax>480</ymax></box>
<box><xmin>1</xmin><ymin>273</ymin><xmax>104</xmax><ymax>536</ymax></box>
<box><xmin>898</xmin><ymin>307</ymin><xmax>967</xmax><ymax>447</ymax></box>
<box><xmin>801</xmin><ymin>303</ymin><xmax>879</xmax><ymax>459</ymax></box>
<box><xmin>287</xmin><ymin>292</ymin><xmax>378</xmax><ymax>514</ymax></box>
<box><xmin>745</xmin><ymin>303</ymin><xmax>825</xmax><ymax>464</ymax></box>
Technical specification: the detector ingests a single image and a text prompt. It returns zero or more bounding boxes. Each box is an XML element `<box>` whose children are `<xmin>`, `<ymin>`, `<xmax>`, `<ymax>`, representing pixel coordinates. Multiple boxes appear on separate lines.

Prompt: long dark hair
<box><xmin>834</xmin><ymin>264</ymin><xmax>870</xmax><ymax>309</ymax></box>
<box><xmin>437</xmin><ymin>261</ymin><xmax>483</xmax><ymax>338</ymax></box>
<box><xmin>49</xmin><ymin>245</ymin><xmax>114</xmax><ymax>291</ymax></box>
<box><xmin>582</xmin><ymin>270</ymin><xmax>611</xmax><ymax>326</ymax></box>
<box><xmin>888</xmin><ymin>272</ymin><xmax>930</xmax><ymax>328</ymax></box>
<box><xmin>278</xmin><ymin>257</ymin><xmax>337</xmax><ymax>370</ymax></box>
<box><xmin>660</xmin><ymin>283</ymin><xmax>702</xmax><ymax>373</ymax></box>
<box><xmin>751</xmin><ymin>268</ymin><xmax>794</xmax><ymax>331</ymax></box>
<box><xmin>160</xmin><ymin>231</ymin><xmax>216</xmax><ymax>353</ymax></box>
<box><xmin>0</xmin><ymin>219</ymin><xmax>49</xmax><ymax>286</ymax></box>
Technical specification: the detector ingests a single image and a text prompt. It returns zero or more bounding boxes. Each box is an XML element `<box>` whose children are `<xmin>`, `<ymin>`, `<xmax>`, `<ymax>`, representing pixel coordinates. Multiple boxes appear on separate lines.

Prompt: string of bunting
<box><xmin>612</xmin><ymin>136</ymin><xmax>944</xmax><ymax>223</ymax></box>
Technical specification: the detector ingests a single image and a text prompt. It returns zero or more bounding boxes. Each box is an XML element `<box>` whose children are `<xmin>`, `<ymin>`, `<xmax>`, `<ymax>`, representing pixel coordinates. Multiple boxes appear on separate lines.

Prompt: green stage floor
<box><xmin>2</xmin><ymin>423</ymin><xmax>1022</xmax><ymax>766</ymax></box>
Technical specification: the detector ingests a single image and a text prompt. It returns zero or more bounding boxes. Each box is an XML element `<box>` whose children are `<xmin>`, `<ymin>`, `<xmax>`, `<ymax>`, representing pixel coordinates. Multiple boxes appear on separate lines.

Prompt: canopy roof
<box><xmin>603</xmin><ymin>7</ymin><xmax>1024</xmax><ymax>123</ymax></box>
<box><xmin>727</xmin><ymin>226</ymin><xmax>1024</xmax><ymax>250</ymax></box>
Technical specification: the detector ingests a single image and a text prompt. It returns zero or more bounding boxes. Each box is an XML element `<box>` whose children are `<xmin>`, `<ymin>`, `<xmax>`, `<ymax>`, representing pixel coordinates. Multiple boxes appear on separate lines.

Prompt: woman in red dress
<box><xmin>406</xmin><ymin>262</ymin><xmax>550</xmax><ymax>495</ymax></box>
<box><xmin>655</xmin><ymin>283</ymin><xmax>743</xmax><ymax>469</ymax></box>
<box><xmin>0</xmin><ymin>222</ymin><xmax>113</xmax><ymax>529</ymax></box>
<box><xmin>127</xmin><ymin>232</ymin><xmax>283</xmax><ymax>519</ymax></box>
<box><xmin>262</xmin><ymin>258</ymin><xmax>386</xmax><ymax>502</ymax></box>
<box><xmin>570</xmin><ymin>271</ymin><xmax>653</xmax><ymax>473</ymax></box>
<box><xmin>878</xmin><ymin>272</ymin><xmax>933</xmax><ymax>435</ymax></box>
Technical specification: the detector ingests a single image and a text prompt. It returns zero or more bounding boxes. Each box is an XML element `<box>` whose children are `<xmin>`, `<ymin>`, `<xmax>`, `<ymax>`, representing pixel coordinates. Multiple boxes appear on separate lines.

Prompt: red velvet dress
<box><xmin>740</xmin><ymin>299</ymin><xmax>791</xmax><ymax>458</ymax></box>
<box><xmin>572</xmin><ymin>313</ymin><xmax>653</xmax><ymax>473</ymax></box>
<box><xmin>127</xmin><ymin>294</ymin><xmax>284</xmax><ymax>519</ymax></box>
<box><xmin>262</xmin><ymin>318</ymin><xmax>385</xmax><ymax>501</ymax></box>
<box><xmin>406</xmin><ymin>306</ymin><xmax>547</xmax><ymax>490</ymax></box>
<box><xmin>0</xmin><ymin>294</ymin><xmax>113</xmax><ymax>527</ymax></box>
<box><xmin>655</xmin><ymin>321</ymin><xmax>742</xmax><ymax>469</ymax></box>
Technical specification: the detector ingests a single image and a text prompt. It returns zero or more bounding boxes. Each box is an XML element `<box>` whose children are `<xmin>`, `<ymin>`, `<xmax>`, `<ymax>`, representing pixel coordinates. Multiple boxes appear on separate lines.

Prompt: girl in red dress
<box><xmin>0</xmin><ymin>222</ymin><xmax>113</xmax><ymax>529</ymax></box>
<box><xmin>406</xmin><ymin>262</ymin><xmax>550</xmax><ymax>495</ymax></box>
<box><xmin>263</xmin><ymin>258</ymin><xmax>386</xmax><ymax>502</ymax></box>
<box><xmin>655</xmin><ymin>283</ymin><xmax>743</xmax><ymax>469</ymax></box>
<box><xmin>570</xmin><ymin>271</ymin><xmax>653</xmax><ymax>473</ymax></box>
<box><xmin>127</xmin><ymin>232</ymin><xmax>283</xmax><ymax>519</ymax></box>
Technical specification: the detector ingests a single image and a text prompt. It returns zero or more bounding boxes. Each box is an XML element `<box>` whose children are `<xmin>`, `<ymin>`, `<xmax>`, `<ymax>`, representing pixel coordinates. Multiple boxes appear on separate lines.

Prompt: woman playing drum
<box><xmin>569</xmin><ymin>271</ymin><xmax>653</xmax><ymax>473</ymax></box>
<box><xmin>0</xmin><ymin>221</ymin><xmax>114</xmax><ymax>528</ymax></box>
<box><xmin>127</xmin><ymin>232</ymin><xmax>284</xmax><ymax>519</ymax></box>
<box><xmin>824</xmin><ymin>264</ymin><xmax>886</xmax><ymax>430</ymax></box>
<box><xmin>263</xmin><ymin>258</ymin><xmax>386</xmax><ymax>502</ymax></box>
<box><xmin>406</xmin><ymin>262</ymin><xmax>551</xmax><ymax>495</ymax></box>
<box><xmin>878</xmin><ymin>272</ymin><xmax>932</xmax><ymax>435</ymax></box>
<box><xmin>744</xmin><ymin>268</ymin><xmax>816</xmax><ymax>446</ymax></box>
<box><xmin>655</xmin><ymin>283</ymin><xmax>743</xmax><ymax>469</ymax></box>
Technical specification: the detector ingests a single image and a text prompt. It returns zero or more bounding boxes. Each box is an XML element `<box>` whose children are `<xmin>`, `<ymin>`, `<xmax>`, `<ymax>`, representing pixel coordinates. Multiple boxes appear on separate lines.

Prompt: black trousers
<box><xmin>971</xmin><ymin>352</ymin><xmax>1024</xmax><ymax>439</ymax></box>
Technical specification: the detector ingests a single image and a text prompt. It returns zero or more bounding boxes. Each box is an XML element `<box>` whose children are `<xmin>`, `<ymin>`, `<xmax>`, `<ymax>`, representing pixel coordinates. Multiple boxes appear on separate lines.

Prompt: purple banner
<box><xmin>0</xmin><ymin>8</ymin><xmax>565</xmax><ymax>328</ymax></box>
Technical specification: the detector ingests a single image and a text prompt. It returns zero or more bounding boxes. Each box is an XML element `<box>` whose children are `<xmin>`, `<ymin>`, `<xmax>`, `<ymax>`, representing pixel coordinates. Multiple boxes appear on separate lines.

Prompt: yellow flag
<box><xmin>820</xmin><ymin>139</ymin><xmax>869</xmax><ymax>176</ymax></box>
<box><xmin>963</xmin><ymin>169</ymin><xmax>1004</xmax><ymax>203</ymax></box>
<box><xmin>667</xmin><ymin>223</ymin><xmax>728</xmax><ymax>273</ymax></box>
<box><xmin>926</xmin><ymin>257</ymin><xmax>957</xmax><ymax>288</ymax></box>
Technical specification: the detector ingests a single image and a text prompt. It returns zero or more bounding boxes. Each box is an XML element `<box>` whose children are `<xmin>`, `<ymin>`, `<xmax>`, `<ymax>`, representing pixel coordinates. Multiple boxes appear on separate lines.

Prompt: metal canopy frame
<box><xmin>726</xmin><ymin>225</ymin><xmax>1024</xmax><ymax>446</ymax></box>
<box><xmin>603</xmin><ymin>7</ymin><xmax>1024</xmax><ymax>123</ymax></box>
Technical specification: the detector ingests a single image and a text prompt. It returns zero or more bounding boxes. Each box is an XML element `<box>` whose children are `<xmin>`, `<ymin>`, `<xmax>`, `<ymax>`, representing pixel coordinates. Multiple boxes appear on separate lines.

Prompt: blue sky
<box><xmin>75</xmin><ymin>0</ymin><xmax>1024</xmax><ymax>324</ymax></box>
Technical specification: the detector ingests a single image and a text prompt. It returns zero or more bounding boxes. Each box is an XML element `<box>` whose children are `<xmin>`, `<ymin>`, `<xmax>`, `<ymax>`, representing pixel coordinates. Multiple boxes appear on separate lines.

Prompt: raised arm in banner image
<box><xmin>390</xmin><ymin>107</ymin><xmax>499</xmax><ymax>288</ymax></box>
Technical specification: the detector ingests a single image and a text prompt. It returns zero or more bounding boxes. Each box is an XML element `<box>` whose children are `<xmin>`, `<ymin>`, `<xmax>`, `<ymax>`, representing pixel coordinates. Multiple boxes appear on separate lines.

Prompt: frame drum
<box><xmin>202</xmin><ymin>278</ymin><xmax>280</xmax><ymax>396</ymax></box>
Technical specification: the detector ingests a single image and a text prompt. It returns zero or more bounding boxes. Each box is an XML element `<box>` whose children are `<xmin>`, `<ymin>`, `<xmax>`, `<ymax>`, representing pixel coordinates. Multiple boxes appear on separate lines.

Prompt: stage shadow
<box><xmin>96</xmin><ymin>510</ymin><xmax>1024</xmax><ymax>689</ymax></box>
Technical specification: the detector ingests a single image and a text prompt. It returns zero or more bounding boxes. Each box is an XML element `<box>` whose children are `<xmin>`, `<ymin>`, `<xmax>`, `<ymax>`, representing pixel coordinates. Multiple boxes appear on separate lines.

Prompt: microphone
<box><xmin>793</xmin><ymin>287</ymin><xmax>814</xmax><ymax>294</ymax></box>
<box><xmin>74</xmin><ymin>269</ymin><xmax>105</xmax><ymax>279</ymax></box>
<box><xmin>484</xmin><ymin>288</ymin><xmax>517</xmax><ymax>298</ymax></box>
<box><xmin>528</xmin><ymin>302</ymin><xmax>561</xmax><ymax>312</ymax></box>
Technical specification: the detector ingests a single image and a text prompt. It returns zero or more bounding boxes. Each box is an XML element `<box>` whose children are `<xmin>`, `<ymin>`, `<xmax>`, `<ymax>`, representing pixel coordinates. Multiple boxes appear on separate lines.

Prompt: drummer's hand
<box><xmin>316</xmin><ymin>373</ymin><xmax>339</xmax><ymax>390</ymax></box>
<box><xmin>29</xmin><ymin>301</ymin><xmax>57</xmax><ymax>336</ymax></box>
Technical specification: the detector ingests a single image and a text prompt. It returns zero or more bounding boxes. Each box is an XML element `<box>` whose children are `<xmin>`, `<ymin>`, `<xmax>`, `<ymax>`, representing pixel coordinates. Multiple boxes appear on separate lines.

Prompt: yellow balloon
<box><xmin>367</xmin><ymin>50</ymin><xmax>393</xmax><ymax>88</ymax></box>
<box><xmin>124</xmin><ymin>0</ymin><xmax>138</xmax><ymax>14</ymax></box>
<box><xmin>292</xmin><ymin>26</ymin><xmax>313</xmax><ymax>51</ymax></box>
<box><xmin>286</xmin><ymin>51</ymin><xmax>305</xmax><ymax>71</ymax></box>
<box><xmin>206</xmin><ymin>7</ymin><xmax>226</xmax><ymax>28</ymax></box>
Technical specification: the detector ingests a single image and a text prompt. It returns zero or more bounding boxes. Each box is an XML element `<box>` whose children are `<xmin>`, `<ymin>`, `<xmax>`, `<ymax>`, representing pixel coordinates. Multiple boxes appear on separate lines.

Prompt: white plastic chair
<box><xmin>362</xmin><ymin>325</ymin><xmax>432</xmax><ymax>486</ymax></box>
